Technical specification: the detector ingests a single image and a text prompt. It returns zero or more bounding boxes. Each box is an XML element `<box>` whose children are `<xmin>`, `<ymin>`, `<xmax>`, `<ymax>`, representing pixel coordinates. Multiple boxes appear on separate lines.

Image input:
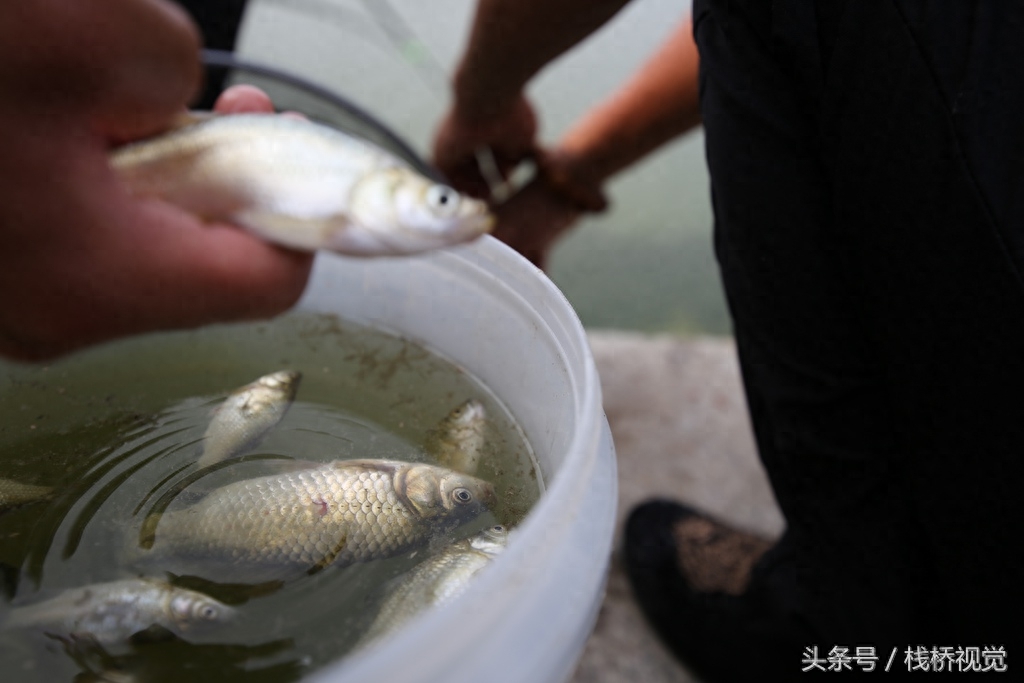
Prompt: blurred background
<box><xmin>231</xmin><ymin>0</ymin><xmax>727</xmax><ymax>336</ymax></box>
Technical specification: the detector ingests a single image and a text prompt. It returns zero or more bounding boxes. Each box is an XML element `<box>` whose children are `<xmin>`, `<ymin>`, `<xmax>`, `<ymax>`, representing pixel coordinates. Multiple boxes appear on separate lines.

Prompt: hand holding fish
<box><xmin>0</xmin><ymin>0</ymin><xmax>313</xmax><ymax>361</ymax></box>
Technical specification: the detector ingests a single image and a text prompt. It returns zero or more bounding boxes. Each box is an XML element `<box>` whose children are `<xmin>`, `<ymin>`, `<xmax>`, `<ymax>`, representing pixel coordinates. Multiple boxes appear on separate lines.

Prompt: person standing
<box><xmin>434</xmin><ymin>1</ymin><xmax>1022</xmax><ymax>679</ymax></box>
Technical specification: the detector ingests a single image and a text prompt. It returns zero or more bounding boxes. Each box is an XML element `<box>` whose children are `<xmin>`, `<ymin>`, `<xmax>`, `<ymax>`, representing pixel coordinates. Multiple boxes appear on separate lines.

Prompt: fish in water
<box><xmin>197</xmin><ymin>370</ymin><xmax>301</xmax><ymax>469</ymax></box>
<box><xmin>110</xmin><ymin>114</ymin><xmax>494</xmax><ymax>256</ymax></box>
<box><xmin>1</xmin><ymin>578</ymin><xmax>235</xmax><ymax>646</ymax></box>
<box><xmin>359</xmin><ymin>524</ymin><xmax>509</xmax><ymax>647</ymax></box>
<box><xmin>0</xmin><ymin>478</ymin><xmax>53</xmax><ymax>512</ymax></box>
<box><xmin>133</xmin><ymin>459</ymin><xmax>497</xmax><ymax>584</ymax></box>
<box><xmin>428</xmin><ymin>399</ymin><xmax>487</xmax><ymax>476</ymax></box>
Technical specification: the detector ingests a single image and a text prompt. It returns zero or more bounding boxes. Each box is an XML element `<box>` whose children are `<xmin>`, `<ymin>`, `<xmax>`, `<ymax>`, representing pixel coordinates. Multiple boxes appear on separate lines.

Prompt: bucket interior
<box><xmin>300</xmin><ymin>242</ymin><xmax>613</xmax><ymax>683</ymax></box>
<box><xmin>298</xmin><ymin>244</ymin><xmax>598</xmax><ymax>488</ymax></box>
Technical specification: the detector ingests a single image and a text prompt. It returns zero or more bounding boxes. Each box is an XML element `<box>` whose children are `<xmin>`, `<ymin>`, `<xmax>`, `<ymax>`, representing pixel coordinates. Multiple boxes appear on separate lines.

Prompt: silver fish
<box><xmin>110</xmin><ymin>114</ymin><xmax>494</xmax><ymax>256</ymax></box>
<box><xmin>1</xmin><ymin>578</ymin><xmax>235</xmax><ymax>645</ymax></box>
<box><xmin>0</xmin><ymin>478</ymin><xmax>53</xmax><ymax>511</ymax></box>
<box><xmin>133</xmin><ymin>459</ymin><xmax>497</xmax><ymax>584</ymax></box>
<box><xmin>428</xmin><ymin>399</ymin><xmax>487</xmax><ymax>475</ymax></box>
<box><xmin>197</xmin><ymin>370</ymin><xmax>301</xmax><ymax>469</ymax></box>
<box><xmin>359</xmin><ymin>524</ymin><xmax>508</xmax><ymax>646</ymax></box>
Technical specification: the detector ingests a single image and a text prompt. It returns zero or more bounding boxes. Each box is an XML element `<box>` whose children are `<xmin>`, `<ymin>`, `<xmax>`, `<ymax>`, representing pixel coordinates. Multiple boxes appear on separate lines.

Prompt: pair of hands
<box><xmin>432</xmin><ymin>96</ymin><xmax>595</xmax><ymax>271</ymax></box>
<box><xmin>0</xmin><ymin>0</ymin><xmax>312</xmax><ymax>362</ymax></box>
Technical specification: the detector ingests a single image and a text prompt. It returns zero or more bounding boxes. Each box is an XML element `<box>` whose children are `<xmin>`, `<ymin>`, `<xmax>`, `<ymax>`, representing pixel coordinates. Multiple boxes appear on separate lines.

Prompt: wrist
<box><xmin>451</xmin><ymin>66</ymin><xmax>527</xmax><ymax>127</ymax></box>
<box><xmin>537</xmin><ymin>148</ymin><xmax>609</xmax><ymax>214</ymax></box>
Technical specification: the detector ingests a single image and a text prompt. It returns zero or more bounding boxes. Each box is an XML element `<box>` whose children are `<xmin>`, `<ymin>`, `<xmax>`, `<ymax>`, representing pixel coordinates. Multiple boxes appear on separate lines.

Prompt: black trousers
<box><xmin>694</xmin><ymin>0</ymin><xmax>1023</xmax><ymax>648</ymax></box>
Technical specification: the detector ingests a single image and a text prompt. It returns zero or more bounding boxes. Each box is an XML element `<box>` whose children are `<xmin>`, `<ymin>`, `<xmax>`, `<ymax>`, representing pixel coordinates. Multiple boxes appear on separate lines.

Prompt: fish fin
<box><xmin>129</xmin><ymin>624</ymin><xmax>177</xmax><ymax>644</ymax></box>
<box><xmin>307</xmin><ymin>531</ymin><xmax>347</xmax><ymax>576</ymax></box>
<box><xmin>268</xmin><ymin>458</ymin><xmax>323</xmax><ymax>473</ymax></box>
<box><xmin>237</xmin><ymin>394</ymin><xmax>258</xmax><ymax>418</ymax></box>
<box><xmin>331</xmin><ymin>459</ymin><xmax>403</xmax><ymax>473</ymax></box>
<box><xmin>207</xmin><ymin>401</ymin><xmax>223</xmax><ymax>418</ymax></box>
<box><xmin>234</xmin><ymin>210</ymin><xmax>350</xmax><ymax>253</ymax></box>
<box><xmin>50</xmin><ymin>631</ymin><xmax>106</xmax><ymax>662</ymax></box>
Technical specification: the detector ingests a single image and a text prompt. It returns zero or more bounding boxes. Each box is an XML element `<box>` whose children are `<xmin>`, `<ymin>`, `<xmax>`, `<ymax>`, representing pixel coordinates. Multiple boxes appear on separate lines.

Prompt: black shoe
<box><xmin>624</xmin><ymin>499</ymin><xmax>813</xmax><ymax>682</ymax></box>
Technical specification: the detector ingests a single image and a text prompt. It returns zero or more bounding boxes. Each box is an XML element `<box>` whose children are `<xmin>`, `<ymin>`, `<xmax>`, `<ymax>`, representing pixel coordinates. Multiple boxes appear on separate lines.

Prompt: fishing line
<box><xmin>253</xmin><ymin>0</ymin><xmax>448</xmax><ymax>96</ymax></box>
<box><xmin>346</xmin><ymin>0</ymin><xmax>516</xmax><ymax>196</ymax></box>
<box><xmin>353</xmin><ymin>0</ymin><xmax>452</xmax><ymax>96</ymax></box>
<box><xmin>350</xmin><ymin>0</ymin><xmax>516</xmax><ymax>197</ymax></box>
<box><xmin>252</xmin><ymin>0</ymin><xmax>383</xmax><ymax>50</ymax></box>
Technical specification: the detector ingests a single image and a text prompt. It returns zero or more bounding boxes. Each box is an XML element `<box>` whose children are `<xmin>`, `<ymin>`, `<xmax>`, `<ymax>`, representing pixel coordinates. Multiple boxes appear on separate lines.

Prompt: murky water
<box><xmin>0</xmin><ymin>312</ymin><xmax>539</xmax><ymax>682</ymax></box>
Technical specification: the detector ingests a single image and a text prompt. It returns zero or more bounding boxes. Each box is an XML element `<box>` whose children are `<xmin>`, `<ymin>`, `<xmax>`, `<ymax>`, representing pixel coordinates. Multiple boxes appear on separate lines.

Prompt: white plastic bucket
<box><xmin>298</xmin><ymin>237</ymin><xmax>617</xmax><ymax>683</ymax></box>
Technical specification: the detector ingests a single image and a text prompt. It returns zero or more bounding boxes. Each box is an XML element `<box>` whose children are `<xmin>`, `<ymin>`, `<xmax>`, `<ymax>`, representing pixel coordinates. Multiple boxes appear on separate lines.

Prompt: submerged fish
<box><xmin>0</xmin><ymin>478</ymin><xmax>53</xmax><ymax>511</ymax></box>
<box><xmin>1</xmin><ymin>578</ymin><xmax>235</xmax><ymax>645</ymax></box>
<box><xmin>428</xmin><ymin>399</ymin><xmax>487</xmax><ymax>475</ymax></box>
<box><xmin>197</xmin><ymin>370</ymin><xmax>301</xmax><ymax>469</ymax></box>
<box><xmin>359</xmin><ymin>524</ymin><xmax>508</xmax><ymax>646</ymax></box>
<box><xmin>110</xmin><ymin>114</ymin><xmax>494</xmax><ymax>256</ymax></box>
<box><xmin>134</xmin><ymin>459</ymin><xmax>496</xmax><ymax>583</ymax></box>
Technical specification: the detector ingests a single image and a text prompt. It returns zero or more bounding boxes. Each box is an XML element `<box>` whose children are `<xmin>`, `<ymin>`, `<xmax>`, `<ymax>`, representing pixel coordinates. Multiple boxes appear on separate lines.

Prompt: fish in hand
<box><xmin>110</xmin><ymin>114</ymin><xmax>494</xmax><ymax>256</ymax></box>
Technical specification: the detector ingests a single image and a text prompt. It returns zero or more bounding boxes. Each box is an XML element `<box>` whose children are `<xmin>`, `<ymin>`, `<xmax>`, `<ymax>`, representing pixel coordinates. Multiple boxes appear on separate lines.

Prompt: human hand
<box><xmin>489</xmin><ymin>149</ymin><xmax>592</xmax><ymax>272</ymax></box>
<box><xmin>490</xmin><ymin>148</ymin><xmax>609</xmax><ymax>270</ymax></box>
<box><xmin>432</xmin><ymin>94</ymin><xmax>538</xmax><ymax>200</ymax></box>
<box><xmin>491</xmin><ymin>177</ymin><xmax>581</xmax><ymax>271</ymax></box>
<box><xmin>0</xmin><ymin>1</ymin><xmax>313</xmax><ymax>361</ymax></box>
<box><xmin>0</xmin><ymin>0</ymin><xmax>202</xmax><ymax>142</ymax></box>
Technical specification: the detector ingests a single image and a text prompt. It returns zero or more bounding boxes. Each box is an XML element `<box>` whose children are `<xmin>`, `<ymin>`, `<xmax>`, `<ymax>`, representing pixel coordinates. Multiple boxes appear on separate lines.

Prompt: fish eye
<box><xmin>452</xmin><ymin>487</ymin><xmax>473</xmax><ymax>504</ymax></box>
<box><xmin>426</xmin><ymin>185</ymin><xmax>460</xmax><ymax>216</ymax></box>
<box><xmin>492</xmin><ymin>525</ymin><xmax>505</xmax><ymax>533</ymax></box>
<box><xmin>199</xmin><ymin>605</ymin><xmax>219</xmax><ymax>620</ymax></box>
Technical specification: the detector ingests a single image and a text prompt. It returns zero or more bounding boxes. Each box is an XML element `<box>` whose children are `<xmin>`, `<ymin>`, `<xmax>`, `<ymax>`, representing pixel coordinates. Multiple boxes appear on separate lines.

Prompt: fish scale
<box><xmin>0</xmin><ymin>478</ymin><xmax>53</xmax><ymax>511</ymax></box>
<box><xmin>132</xmin><ymin>459</ymin><xmax>495</xmax><ymax>584</ymax></box>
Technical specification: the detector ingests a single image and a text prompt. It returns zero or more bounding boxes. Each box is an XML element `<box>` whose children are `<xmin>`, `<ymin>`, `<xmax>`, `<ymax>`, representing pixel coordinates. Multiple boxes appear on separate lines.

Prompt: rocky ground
<box><xmin>570</xmin><ymin>331</ymin><xmax>787</xmax><ymax>683</ymax></box>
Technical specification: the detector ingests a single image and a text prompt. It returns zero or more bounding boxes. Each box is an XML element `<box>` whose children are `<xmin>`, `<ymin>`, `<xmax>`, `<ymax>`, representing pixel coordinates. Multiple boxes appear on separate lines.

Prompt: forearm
<box><xmin>555</xmin><ymin>20</ymin><xmax>700</xmax><ymax>188</ymax></box>
<box><xmin>453</xmin><ymin>0</ymin><xmax>633</xmax><ymax>122</ymax></box>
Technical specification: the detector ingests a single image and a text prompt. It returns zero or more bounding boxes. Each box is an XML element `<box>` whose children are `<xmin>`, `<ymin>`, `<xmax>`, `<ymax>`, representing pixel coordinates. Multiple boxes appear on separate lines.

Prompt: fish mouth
<box><xmin>454</xmin><ymin>211</ymin><xmax>494</xmax><ymax>242</ymax></box>
<box><xmin>264</xmin><ymin>369</ymin><xmax>301</xmax><ymax>390</ymax></box>
<box><xmin>460</xmin><ymin>400</ymin><xmax>487</xmax><ymax>422</ymax></box>
<box><xmin>458</xmin><ymin>197</ymin><xmax>495</xmax><ymax>237</ymax></box>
